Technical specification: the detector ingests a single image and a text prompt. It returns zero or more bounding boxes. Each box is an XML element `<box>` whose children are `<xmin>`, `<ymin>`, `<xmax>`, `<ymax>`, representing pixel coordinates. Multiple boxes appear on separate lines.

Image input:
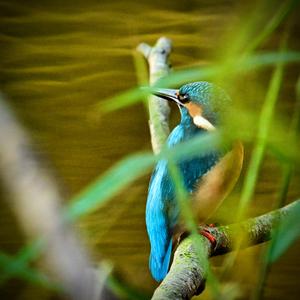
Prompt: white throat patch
<box><xmin>193</xmin><ymin>115</ymin><xmax>215</xmax><ymax>131</ymax></box>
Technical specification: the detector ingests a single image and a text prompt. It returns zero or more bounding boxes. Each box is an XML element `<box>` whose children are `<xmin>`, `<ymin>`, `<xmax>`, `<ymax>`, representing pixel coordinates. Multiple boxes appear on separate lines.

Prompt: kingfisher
<box><xmin>145</xmin><ymin>81</ymin><xmax>244</xmax><ymax>281</ymax></box>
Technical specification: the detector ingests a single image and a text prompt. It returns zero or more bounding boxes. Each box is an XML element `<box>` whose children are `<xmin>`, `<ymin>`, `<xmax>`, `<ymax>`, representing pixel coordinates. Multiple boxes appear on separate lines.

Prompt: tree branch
<box><xmin>137</xmin><ymin>37</ymin><xmax>172</xmax><ymax>154</ymax></box>
<box><xmin>152</xmin><ymin>200</ymin><xmax>300</xmax><ymax>299</ymax></box>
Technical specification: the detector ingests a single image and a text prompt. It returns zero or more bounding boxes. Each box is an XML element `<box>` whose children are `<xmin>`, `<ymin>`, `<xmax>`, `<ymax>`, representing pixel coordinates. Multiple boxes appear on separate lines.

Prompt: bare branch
<box><xmin>137</xmin><ymin>37</ymin><xmax>172</xmax><ymax>154</ymax></box>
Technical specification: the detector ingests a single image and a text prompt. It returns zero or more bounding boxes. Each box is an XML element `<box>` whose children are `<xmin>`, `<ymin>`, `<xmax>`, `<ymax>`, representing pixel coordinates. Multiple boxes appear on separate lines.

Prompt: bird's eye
<box><xmin>177</xmin><ymin>93</ymin><xmax>190</xmax><ymax>103</ymax></box>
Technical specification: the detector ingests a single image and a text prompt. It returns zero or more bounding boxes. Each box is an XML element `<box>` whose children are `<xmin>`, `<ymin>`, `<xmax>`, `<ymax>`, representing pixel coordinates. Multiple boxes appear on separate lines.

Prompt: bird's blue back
<box><xmin>146</xmin><ymin>109</ymin><xmax>220</xmax><ymax>281</ymax></box>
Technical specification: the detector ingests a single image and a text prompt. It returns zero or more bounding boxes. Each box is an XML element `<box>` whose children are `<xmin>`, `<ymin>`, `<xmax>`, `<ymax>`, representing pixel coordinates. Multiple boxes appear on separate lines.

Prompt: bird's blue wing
<box><xmin>146</xmin><ymin>125</ymin><xmax>191</xmax><ymax>281</ymax></box>
<box><xmin>146</xmin><ymin>160</ymin><xmax>174</xmax><ymax>281</ymax></box>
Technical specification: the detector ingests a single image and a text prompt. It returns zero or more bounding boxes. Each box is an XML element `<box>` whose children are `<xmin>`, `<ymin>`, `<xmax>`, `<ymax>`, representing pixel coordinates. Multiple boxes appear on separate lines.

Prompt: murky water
<box><xmin>0</xmin><ymin>0</ymin><xmax>299</xmax><ymax>299</ymax></box>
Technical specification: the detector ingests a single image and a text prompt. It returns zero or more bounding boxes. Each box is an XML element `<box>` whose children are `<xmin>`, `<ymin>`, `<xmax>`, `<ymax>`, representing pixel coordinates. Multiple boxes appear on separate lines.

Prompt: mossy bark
<box><xmin>152</xmin><ymin>200</ymin><xmax>299</xmax><ymax>300</ymax></box>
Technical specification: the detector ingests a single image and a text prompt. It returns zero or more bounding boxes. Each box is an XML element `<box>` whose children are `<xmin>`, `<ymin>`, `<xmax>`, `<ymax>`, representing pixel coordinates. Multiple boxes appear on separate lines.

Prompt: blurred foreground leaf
<box><xmin>100</xmin><ymin>51</ymin><xmax>300</xmax><ymax>113</ymax></box>
<box><xmin>269</xmin><ymin>200</ymin><xmax>300</xmax><ymax>263</ymax></box>
<box><xmin>0</xmin><ymin>251</ymin><xmax>58</xmax><ymax>290</ymax></box>
<box><xmin>66</xmin><ymin>152</ymin><xmax>155</xmax><ymax>220</ymax></box>
<box><xmin>237</xmin><ymin>38</ymin><xmax>286</xmax><ymax>217</ymax></box>
<box><xmin>67</xmin><ymin>132</ymin><xmax>221</xmax><ymax>220</ymax></box>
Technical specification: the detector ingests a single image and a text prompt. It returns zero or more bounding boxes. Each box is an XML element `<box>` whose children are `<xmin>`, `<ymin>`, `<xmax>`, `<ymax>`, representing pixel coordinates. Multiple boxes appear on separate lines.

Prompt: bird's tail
<box><xmin>146</xmin><ymin>162</ymin><xmax>174</xmax><ymax>281</ymax></box>
<box><xmin>146</xmin><ymin>193</ymin><xmax>173</xmax><ymax>281</ymax></box>
<box><xmin>149</xmin><ymin>238</ymin><xmax>172</xmax><ymax>281</ymax></box>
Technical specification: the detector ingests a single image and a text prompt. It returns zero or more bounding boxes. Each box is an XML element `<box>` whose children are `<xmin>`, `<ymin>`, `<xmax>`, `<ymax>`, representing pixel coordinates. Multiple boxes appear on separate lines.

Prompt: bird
<box><xmin>145</xmin><ymin>81</ymin><xmax>244</xmax><ymax>282</ymax></box>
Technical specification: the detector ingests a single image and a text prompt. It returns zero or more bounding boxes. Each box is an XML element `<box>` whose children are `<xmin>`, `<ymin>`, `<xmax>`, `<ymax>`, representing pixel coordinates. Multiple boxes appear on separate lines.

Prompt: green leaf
<box><xmin>269</xmin><ymin>201</ymin><xmax>300</xmax><ymax>263</ymax></box>
<box><xmin>65</xmin><ymin>152</ymin><xmax>156</xmax><ymax>220</ymax></box>
<box><xmin>99</xmin><ymin>51</ymin><xmax>300</xmax><ymax>113</ymax></box>
<box><xmin>244</xmin><ymin>0</ymin><xmax>300</xmax><ymax>54</ymax></box>
<box><xmin>237</xmin><ymin>37</ymin><xmax>287</xmax><ymax>217</ymax></box>
<box><xmin>0</xmin><ymin>251</ymin><xmax>59</xmax><ymax>290</ymax></box>
<box><xmin>66</xmin><ymin>132</ymin><xmax>221</xmax><ymax>220</ymax></box>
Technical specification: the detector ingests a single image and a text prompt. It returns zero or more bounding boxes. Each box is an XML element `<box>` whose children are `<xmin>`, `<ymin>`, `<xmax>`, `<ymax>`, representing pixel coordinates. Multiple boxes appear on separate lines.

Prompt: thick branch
<box><xmin>137</xmin><ymin>37</ymin><xmax>172</xmax><ymax>154</ymax></box>
<box><xmin>152</xmin><ymin>200</ymin><xmax>300</xmax><ymax>300</ymax></box>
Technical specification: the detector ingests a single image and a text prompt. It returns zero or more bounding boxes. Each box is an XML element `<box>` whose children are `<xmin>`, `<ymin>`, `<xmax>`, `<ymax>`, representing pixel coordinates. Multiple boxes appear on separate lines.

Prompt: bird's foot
<box><xmin>198</xmin><ymin>223</ymin><xmax>217</xmax><ymax>251</ymax></box>
<box><xmin>174</xmin><ymin>223</ymin><xmax>218</xmax><ymax>251</ymax></box>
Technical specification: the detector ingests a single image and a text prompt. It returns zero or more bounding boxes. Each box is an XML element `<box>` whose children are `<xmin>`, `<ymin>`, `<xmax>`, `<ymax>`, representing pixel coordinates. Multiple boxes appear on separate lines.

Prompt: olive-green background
<box><xmin>0</xmin><ymin>0</ymin><xmax>299</xmax><ymax>299</ymax></box>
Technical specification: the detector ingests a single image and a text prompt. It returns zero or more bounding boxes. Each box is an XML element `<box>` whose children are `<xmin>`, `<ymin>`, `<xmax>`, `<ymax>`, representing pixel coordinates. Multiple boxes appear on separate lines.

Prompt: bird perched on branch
<box><xmin>146</xmin><ymin>81</ymin><xmax>243</xmax><ymax>281</ymax></box>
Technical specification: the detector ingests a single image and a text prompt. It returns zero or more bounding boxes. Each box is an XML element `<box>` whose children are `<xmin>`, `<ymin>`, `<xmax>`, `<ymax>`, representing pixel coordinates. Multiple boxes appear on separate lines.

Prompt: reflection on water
<box><xmin>0</xmin><ymin>0</ymin><xmax>299</xmax><ymax>299</ymax></box>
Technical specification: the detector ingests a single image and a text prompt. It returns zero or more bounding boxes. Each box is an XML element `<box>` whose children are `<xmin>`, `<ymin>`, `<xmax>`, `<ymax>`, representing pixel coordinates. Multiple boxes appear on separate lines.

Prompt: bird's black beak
<box><xmin>151</xmin><ymin>88</ymin><xmax>183</xmax><ymax>106</ymax></box>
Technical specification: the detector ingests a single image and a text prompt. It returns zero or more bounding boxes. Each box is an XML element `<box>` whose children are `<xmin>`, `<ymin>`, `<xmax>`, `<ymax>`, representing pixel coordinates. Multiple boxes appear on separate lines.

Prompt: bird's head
<box><xmin>152</xmin><ymin>81</ymin><xmax>231</xmax><ymax>131</ymax></box>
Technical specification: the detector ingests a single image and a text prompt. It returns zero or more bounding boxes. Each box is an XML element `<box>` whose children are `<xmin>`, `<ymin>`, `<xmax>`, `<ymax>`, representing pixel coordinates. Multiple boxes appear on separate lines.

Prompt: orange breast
<box><xmin>193</xmin><ymin>141</ymin><xmax>244</xmax><ymax>221</ymax></box>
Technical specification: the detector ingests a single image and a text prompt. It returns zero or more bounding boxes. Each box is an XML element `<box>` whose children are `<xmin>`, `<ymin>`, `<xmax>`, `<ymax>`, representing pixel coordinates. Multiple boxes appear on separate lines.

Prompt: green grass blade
<box><xmin>67</xmin><ymin>132</ymin><xmax>221</xmax><ymax>220</ymax></box>
<box><xmin>221</xmin><ymin>32</ymin><xmax>288</xmax><ymax>279</ymax></box>
<box><xmin>0</xmin><ymin>252</ymin><xmax>59</xmax><ymax>290</ymax></box>
<box><xmin>167</xmin><ymin>157</ymin><xmax>222</xmax><ymax>299</ymax></box>
<box><xmin>237</xmin><ymin>44</ymin><xmax>286</xmax><ymax>217</ymax></box>
<box><xmin>16</xmin><ymin>239</ymin><xmax>45</xmax><ymax>262</ymax></box>
<box><xmin>265</xmin><ymin>79</ymin><xmax>300</xmax><ymax>263</ymax></box>
<box><xmin>66</xmin><ymin>152</ymin><xmax>155</xmax><ymax>220</ymax></box>
<box><xmin>107</xmin><ymin>272</ymin><xmax>151</xmax><ymax>300</ymax></box>
<box><xmin>167</xmin><ymin>160</ymin><xmax>197</xmax><ymax>234</ymax></box>
<box><xmin>245</xmin><ymin>0</ymin><xmax>300</xmax><ymax>54</ymax></box>
<box><xmin>268</xmin><ymin>200</ymin><xmax>300</xmax><ymax>263</ymax></box>
<box><xmin>99</xmin><ymin>51</ymin><xmax>300</xmax><ymax>113</ymax></box>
